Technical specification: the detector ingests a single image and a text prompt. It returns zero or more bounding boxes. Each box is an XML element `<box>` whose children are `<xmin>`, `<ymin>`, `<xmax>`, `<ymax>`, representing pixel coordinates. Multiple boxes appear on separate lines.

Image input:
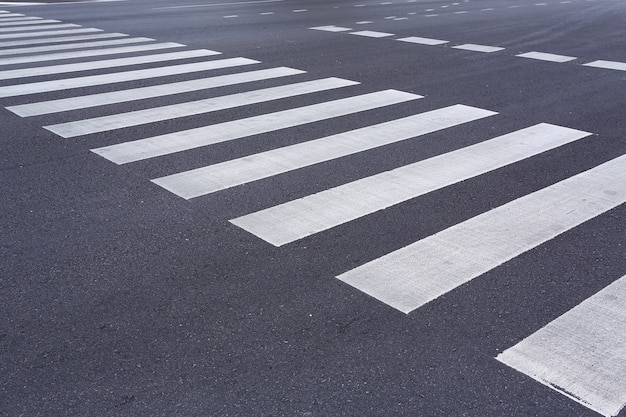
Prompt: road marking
<box><xmin>481</xmin><ymin>7</ymin><xmax>494</xmax><ymax>10</ymax></box>
<box><xmin>384</xmin><ymin>16</ymin><xmax>397</xmax><ymax>19</ymax></box>
<box><xmin>292</xmin><ymin>9</ymin><xmax>307</xmax><ymax>12</ymax></box>
<box><xmin>0</xmin><ymin>32</ymin><xmax>128</xmax><ymax>48</ymax></box>
<box><xmin>155</xmin><ymin>0</ymin><xmax>285</xmax><ymax>10</ymax></box>
<box><xmin>0</xmin><ymin>57</ymin><xmax>255</xmax><ymax>98</ymax></box>
<box><xmin>350</xmin><ymin>30</ymin><xmax>395</xmax><ymax>38</ymax></box>
<box><xmin>497</xmin><ymin>274</ymin><xmax>626</xmax><ymax>417</ymax></box>
<box><xmin>0</xmin><ymin>28</ymin><xmax>103</xmax><ymax>40</ymax></box>
<box><xmin>355</xmin><ymin>21</ymin><xmax>372</xmax><ymax>24</ymax></box>
<box><xmin>310</xmin><ymin>25</ymin><xmax>352</xmax><ymax>32</ymax></box>
<box><xmin>223</xmin><ymin>14</ymin><xmax>238</xmax><ymax>18</ymax></box>
<box><xmin>45</xmin><ymin>78</ymin><xmax>360</xmax><ymax>138</ymax></box>
<box><xmin>0</xmin><ymin>42</ymin><xmax>183</xmax><ymax>66</ymax></box>
<box><xmin>425</xmin><ymin>14</ymin><xmax>439</xmax><ymax>17</ymax></box>
<box><xmin>92</xmin><ymin>90</ymin><xmax>420</xmax><ymax>164</ymax></box>
<box><xmin>394</xmin><ymin>17</ymin><xmax>408</xmax><ymax>20</ymax></box>
<box><xmin>154</xmin><ymin>105</ymin><xmax>494</xmax><ymax>200</ymax></box>
<box><xmin>0</xmin><ymin>18</ymin><xmax>58</xmax><ymax>26</ymax></box>
<box><xmin>0</xmin><ymin>36</ymin><xmax>153</xmax><ymax>56</ymax></box>
<box><xmin>0</xmin><ymin>49</ymin><xmax>220</xmax><ymax>81</ymax></box>
<box><xmin>583</xmin><ymin>60</ymin><xmax>626</xmax><ymax>72</ymax></box>
<box><xmin>454</xmin><ymin>10</ymin><xmax>468</xmax><ymax>14</ymax></box>
<box><xmin>260</xmin><ymin>12</ymin><xmax>274</xmax><ymax>15</ymax></box>
<box><xmin>516</xmin><ymin>51</ymin><xmax>577</xmax><ymax>63</ymax></box>
<box><xmin>397</xmin><ymin>36</ymin><xmax>448</xmax><ymax>45</ymax></box>
<box><xmin>453</xmin><ymin>43</ymin><xmax>504</xmax><ymax>53</ymax></box>
<box><xmin>337</xmin><ymin>151</ymin><xmax>625</xmax><ymax>314</ymax></box>
<box><xmin>0</xmin><ymin>13</ymin><xmax>26</xmax><ymax>18</ymax></box>
<box><xmin>231</xmin><ymin>123</ymin><xmax>590</xmax><ymax>246</ymax></box>
<box><xmin>0</xmin><ymin>23</ymin><xmax>80</xmax><ymax>33</ymax></box>
<box><xmin>0</xmin><ymin>16</ymin><xmax>41</xmax><ymax>22</ymax></box>
<box><xmin>8</xmin><ymin>67</ymin><xmax>303</xmax><ymax>117</ymax></box>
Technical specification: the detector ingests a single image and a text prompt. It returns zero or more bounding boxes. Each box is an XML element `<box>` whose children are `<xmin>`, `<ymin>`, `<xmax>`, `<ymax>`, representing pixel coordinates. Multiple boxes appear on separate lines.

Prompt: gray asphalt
<box><xmin>1</xmin><ymin>0</ymin><xmax>625</xmax><ymax>415</ymax></box>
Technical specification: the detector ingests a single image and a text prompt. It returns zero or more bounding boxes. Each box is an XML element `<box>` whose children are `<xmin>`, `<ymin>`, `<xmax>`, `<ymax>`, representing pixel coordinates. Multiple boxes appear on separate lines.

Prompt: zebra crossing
<box><xmin>1</xmin><ymin>11</ymin><xmax>624</xmax><ymax>416</ymax></box>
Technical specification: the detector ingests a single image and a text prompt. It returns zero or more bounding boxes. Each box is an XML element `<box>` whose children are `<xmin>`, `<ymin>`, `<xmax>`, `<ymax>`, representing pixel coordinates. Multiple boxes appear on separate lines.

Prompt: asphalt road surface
<box><xmin>1</xmin><ymin>0</ymin><xmax>625</xmax><ymax>415</ymax></box>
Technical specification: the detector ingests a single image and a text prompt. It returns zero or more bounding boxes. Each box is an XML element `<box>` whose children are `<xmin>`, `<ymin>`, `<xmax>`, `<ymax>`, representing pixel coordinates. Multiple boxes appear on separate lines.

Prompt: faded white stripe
<box><xmin>0</xmin><ymin>57</ymin><xmax>253</xmax><ymax>98</ymax></box>
<box><xmin>0</xmin><ymin>18</ymin><xmax>58</xmax><ymax>26</ymax></box>
<box><xmin>453</xmin><ymin>43</ymin><xmax>504</xmax><ymax>53</ymax></box>
<box><xmin>0</xmin><ymin>23</ymin><xmax>79</xmax><ymax>33</ymax></box>
<box><xmin>155</xmin><ymin>104</ymin><xmax>497</xmax><ymax>200</ymax></box>
<box><xmin>516</xmin><ymin>51</ymin><xmax>576</xmax><ymax>63</ymax></box>
<box><xmin>0</xmin><ymin>49</ymin><xmax>220</xmax><ymax>81</ymax></box>
<box><xmin>8</xmin><ymin>66</ymin><xmax>303</xmax><ymax>117</ymax></box>
<box><xmin>0</xmin><ymin>37</ymin><xmax>153</xmax><ymax>56</ymax></box>
<box><xmin>45</xmin><ymin>78</ymin><xmax>359</xmax><ymax>138</ymax></box>
<box><xmin>497</xmin><ymin>274</ymin><xmax>626</xmax><ymax>417</ymax></box>
<box><xmin>310</xmin><ymin>25</ymin><xmax>352</xmax><ymax>32</ymax></box>
<box><xmin>397</xmin><ymin>36</ymin><xmax>448</xmax><ymax>45</ymax></box>
<box><xmin>0</xmin><ymin>17</ymin><xmax>41</xmax><ymax>22</ymax></box>
<box><xmin>0</xmin><ymin>42</ymin><xmax>182</xmax><ymax>66</ymax></box>
<box><xmin>350</xmin><ymin>30</ymin><xmax>394</xmax><ymax>38</ymax></box>
<box><xmin>337</xmin><ymin>152</ymin><xmax>626</xmax><ymax>313</ymax></box>
<box><xmin>92</xmin><ymin>90</ymin><xmax>420</xmax><ymax>164</ymax></box>
<box><xmin>0</xmin><ymin>32</ymin><xmax>127</xmax><ymax>48</ymax></box>
<box><xmin>231</xmin><ymin>123</ymin><xmax>590</xmax><ymax>247</ymax></box>
<box><xmin>0</xmin><ymin>28</ymin><xmax>102</xmax><ymax>40</ymax></box>
<box><xmin>583</xmin><ymin>60</ymin><xmax>626</xmax><ymax>72</ymax></box>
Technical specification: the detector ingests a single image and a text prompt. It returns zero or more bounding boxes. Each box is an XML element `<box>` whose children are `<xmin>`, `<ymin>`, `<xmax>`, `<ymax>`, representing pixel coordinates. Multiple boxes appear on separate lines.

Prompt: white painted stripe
<box><xmin>583</xmin><ymin>60</ymin><xmax>626</xmax><ymax>72</ymax></box>
<box><xmin>231</xmin><ymin>123</ymin><xmax>589</xmax><ymax>246</ymax></box>
<box><xmin>0</xmin><ymin>13</ymin><xmax>26</xmax><ymax>18</ymax></box>
<box><xmin>260</xmin><ymin>12</ymin><xmax>274</xmax><ymax>14</ymax></box>
<box><xmin>516</xmin><ymin>51</ymin><xmax>576</xmax><ymax>63</ymax></box>
<box><xmin>350</xmin><ymin>30</ymin><xmax>395</xmax><ymax>38</ymax></box>
<box><xmin>0</xmin><ymin>49</ymin><xmax>220</xmax><ymax>81</ymax></box>
<box><xmin>397</xmin><ymin>36</ymin><xmax>448</xmax><ymax>45</ymax></box>
<box><xmin>310</xmin><ymin>25</ymin><xmax>352</xmax><ymax>32</ymax></box>
<box><xmin>454</xmin><ymin>10</ymin><xmax>468</xmax><ymax>13</ymax></box>
<box><xmin>0</xmin><ymin>42</ymin><xmax>183</xmax><ymax>66</ymax></box>
<box><xmin>497</xmin><ymin>274</ymin><xmax>626</xmax><ymax>417</ymax></box>
<box><xmin>0</xmin><ymin>16</ymin><xmax>41</xmax><ymax>22</ymax></box>
<box><xmin>0</xmin><ymin>18</ymin><xmax>58</xmax><ymax>26</ymax></box>
<box><xmin>0</xmin><ymin>28</ymin><xmax>102</xmax><ymax>40</ymax></box>
<box><xmin>0</xmin><ymin>23</ymin><xmax>80</xmax><ymax>32</ymax></box>
<box><xmin>92</xmin><ymin>90</ymin><xmax>420</xmax><ymax>164</ymax></box>
<box><xmin>292</xmin><ymin>9</ymin><xmax>307</xmax><ymax>12</ymax></box>
<box><xmin>394</xmin><ymin>17</ymin><xmax>409</xmax><ymax>20</ymax></box>
<box><xmin>155</xmin><ymin>0</ymin><xmax>285</xmax><ymax>9</ymax></box>
<box><xmin>45</xmin><ymin>78</ymin><xmax>359</xmax><ymax>138</ymax></box>
<box><xmin>337</xmin><ymin>152</ymin><xmax>626</xmax><ymax>314</ymax></box>
<box><xmin>0</xmin><ymin>57</ymin><xmax>255</xmax><ymax>98</ymax></box>
<box><xmin>154</xmin><ymin>104</ymin><xmax>498</xmax><ymax>200</ymax></box>
<box><xmin>223</xmin><ymin>14</ymin><xmax>238</xmax><ymax>17</ymax></box>
<box><xmin>0</xmin><ymin>37</ymin><xmax>153</xmax><ymax>56</ymax></box>
<box><xmin>0</xmin><ymin>32</ymin><xmax>127</xmax><ymax>48</ymax></box>
<box><xmin>453</xmin><ymin>43</ymin><xmax>504</xmax><ymax>52</ymax></box>
<box><xmin>355</xmin><ymin>21</ymin><xmax>372</xmax><ymax>24</ymax></box>
<box><xmin>8</xmin><ymin>66</ymin><xmax>303</xmax><ymax>117</ymax></box>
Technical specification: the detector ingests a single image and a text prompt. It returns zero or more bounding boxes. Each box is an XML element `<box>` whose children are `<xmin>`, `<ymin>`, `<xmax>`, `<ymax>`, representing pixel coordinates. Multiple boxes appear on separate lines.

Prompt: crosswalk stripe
<box><xmin>0</xmin><ymin>17</ymin><xmax>42</xmax><ymax>22</ymax></box>
<box><xmin>336</xmin><ymin>152</ymin><xmax>626</xmax><ymax>314</ymax></box>
<box><xmin>45</xmin><ymin>78</ymin><xmax>360</xmax><ymax>138</ymax></box>
<box><xmin>0</xmin><ymin>57</ymin><xmax>255</xmax><ymax>98</ymax></box>
<box><xmin>230</xmin><ymin>123</ymin><xmax>589</xmax><ymax>246</ymax></box>
<box><xmin>0</xmin><ymin>32</ymin><xmax>128</xmax><ymax>48</ymax></box>
<box><xmin>0</xmin><ymin>19</ymin><xmax>59</xmax><ymax>27</ymax></box>
<box><xmin>397</xmin><ymin>36</ymin><xmax>449</xmax><ymax>45</ymax></box>
<box><xmin>516</xmin><ymin>51</ymin><xmax>577</xmax><ymax>63</ymax></box>
<box><xmin>0</xmin><ymin>37</ymin><xmax>154</xmax><ymax>57</ymax></box>
<box><xmin>92</xmin><ymin>90</ymin><xmax>420</xmax><ymax>164</ymax></box>
<box><xmin>310</xmin><ymin>25</ymin><xmax>352</xmax><ymax>32</ymax></box>
<box><xmin>583</xmin><ymin>60</ymin><xmax>626</xmax><ymax>72</ymax></box>
<box><xmin>350</xmin><ymin>30</ymin><xmax>395</xmax><ymax>38</ymax></box>
<box><xmin>497</xmin><ymin>273</ymin><xmax>626</xmax><ymax>417</ymax></box>
<box><xmin>0</xmin><ymin>42</ymin><xmax>183</xmax><ymax>66</ymax></box>
<box><xmin>8</xmin><ymin>66</ymin><xmax>304</xmax><ymax>117</ymax></box>
<box><xmin>0</xmin><ymin>14</ymin><xmax>27</xmax><ymax>18</ymax></box>
<box><xmin>155</xmin><ymin>104</ymin><xmax>498</xmax><ymax>200</ymax></box>
<box><xmin>453</xmin><ymin>43</ymin><xmax>504</xmax><ymax>53</ymax></box>
<box><xmin>0</xmin><ymin>28</ymin><xmax>103</xmax><ymax>41</ymax></box>
<box><xmin>0</xmin><ymin>23</ymin><xmax>80</xmax><ymax>33</ymax></box>
<box><xmin>0</xmin><ymin>49</ymin><xmax>220</xmax><ymax>81</ymax></box>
